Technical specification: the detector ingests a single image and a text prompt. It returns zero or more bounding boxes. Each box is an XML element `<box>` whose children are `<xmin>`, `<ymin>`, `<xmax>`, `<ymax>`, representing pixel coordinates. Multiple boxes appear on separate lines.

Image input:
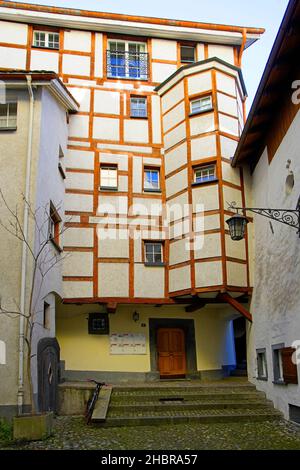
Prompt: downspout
<box><xmin>17</xmin><ymin>76</ymin><xmax>35</xmax><ymax>414</ymax></box>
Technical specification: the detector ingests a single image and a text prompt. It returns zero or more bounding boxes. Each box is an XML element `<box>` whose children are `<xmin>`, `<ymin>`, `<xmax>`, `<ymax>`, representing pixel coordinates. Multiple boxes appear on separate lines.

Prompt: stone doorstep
<box><xmin>108</xmin><ymin>401</ymin><xmax>275</xmax><ymax>413</ymax></box>
<box><xmin>91</xmin><ymin>386</ymin><xmax>112</xmax><ymax>423</ymax></box>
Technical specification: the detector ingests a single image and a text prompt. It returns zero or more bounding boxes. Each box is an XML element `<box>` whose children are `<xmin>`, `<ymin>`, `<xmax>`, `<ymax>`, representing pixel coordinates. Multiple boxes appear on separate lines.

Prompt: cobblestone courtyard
<box><xmin>2</xmin><ymin>417</ymin><xmax>300</xmax><ymax>450</ymax></box>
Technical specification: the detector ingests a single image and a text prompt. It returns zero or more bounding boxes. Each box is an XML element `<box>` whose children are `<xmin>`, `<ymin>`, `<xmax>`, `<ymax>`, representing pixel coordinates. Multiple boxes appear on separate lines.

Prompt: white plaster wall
<box><xmin>188</xmin><ymin>71</ymin><xmax>212</xmax><ymax>95</ymax></box>
<box><xmin>62</xmin><ymin>54</ymin><xmax>90</xmax><ymax>76</ymax></box>
<box><xmin>161</xmin><ymin>82</ymin><xmax>184</xmax><ymax>113</ymax></box>
<box><xmin>67</xmin><ymin>87</ymin><xmax>91</xmax><ymax>112</ymax></box>
<box><xmin>222</xmin><ymin>161</ymin><xmax>241</xmax><ymax>186</ymax></box>
<box><xmin>63</xmin><ymin>30</ymin><xmax>91</xmax><ymax>52</ymax></box>
<box><xmin>100</xmin><ymin>153</ymin><xmax>128</xmax><ymax>171</ymax></box>
<box><xmin>132</xmin><ymin>198</ymin><xmax>162</xmax><ymax>217</ymax></box>
<box><xmin>166</xmin><ymin>169</ymin><xmax>188</xmax><ymax>198</ymax></box>
<box><xmin>94</xmin><ymin>33</ymin><xmax>103</xmax><ymax>78</ymax></box>
<box><xmin>94</xmin><ymin>90</ymin><xmax>120</xmax><ymax>115</ymax></box>
<box><xmin>98</xmin><ymin>195</ymin><xmax>128</xmax><ymax>215</ymax></box>
<box><xmin>191</xmin><ymin>134</ymin><xmax>217</xmax><ymax>160</ymax></box>
<box><xmin>98</xmin><ymin>263</ymin><xmax>129</xmax><ymax>297</ymax></box>
<box><xmin>0</xmin><ymin>21</ymin><xmax>28</xmax><ymax>44</ymax></box>
<box><xmin>63</xmin><ymin>252</ymin><xmax>93</xmax><ymax>277</ymax></box>
<box><xmin>225</xmin><ymin>235</ymin><xmax>246</xmax><ymax>260</ymax></box>
<box><xmin>216</xmin><ymin>71</ymin><xmax>236</xmax><ymax>96</ymax></box>
<box><xmin>63</xmin><ymin>228</ymin><xmax>94</xmax><ymax>248</ymax></box>
<box><xmin>169</xmin><ymin>265</ymin><xmax>191</xmax><ymax>292</ymax></box>
<box><xmin>196</xmin><ymin>44</ymin><xmax>205</xmax><ymax>61</ymax></box>
<box><xmin>65</xmin><ymin>172</ymin><xmax>94</xmax><ymax>191</ymax></box>
<box><xmin>220</xmin><ymin>135</ymin><xmax>238</xmax><ymax>159</ymax></box>
<box><xmin>219</xmin><ymin>113</ymin><xmax>239</xmax><ymax>136</ymax></box>
<box><xmin>164</xmin><ymin>122</ymin><xmax>186</xmax><ymax>150</ymax></box>
<box><xmin>65</xmin><ymin>149</ymin><xmax>94</xmax><ymax>170</ymax></box>
<box><xmin>192</xmin><ymin>185</ymin><xmax>219</xmax><ymax>212</ymax></box>
<box><xmin>30</xmin><ymin>50</ymin><xmax>59</xmax><ymax>73</ymax></box>
<box><xmin>63</xmin><ymin>281</ymin><xmax>93</xmax><ymax>298</ymax></box>
<box><xmin>195</xmin><ymin>261</ymin><xmax>223</xmax><ymax>287</ymax></box>
<box><xmin>167</xmin><ymin>192</ymin><xmax>189</xmax><ymax>222</ymax></box>
<box><xmin>98</xmin><ymin>236</ymin><xmax>129</xmax><ymax>258</ymax></box>
<box><xmin>247</xmin><ymin>110</ymin><xmax>300</xmax><ymax>419</ymax></box>
<box><xmin>124</xmin><ymin>119</ymin><xmax>149</xmax><ymax>143</ymax></box>
<box><xmin>151</xmin><ymin>95</ymin><xmax>162</xmax><ymax>144</ymax></box>
<box><xmin>202</xmin><ymin>214</ymin><xmax>220</xmax><ymax>231</ymax></box>
<box><xmin>152</xmin><ymin>39</ymin><xmax>177</xmax><ymax>60</ymax></box>
<box><xmin>226</xmin><ymin>262</ymin><xmax>247</xmax><ymax>287</ymax></box>
<box><xmin>65</xmin><ymin>193</ymin><xmax>93</xmax><ymax>212</ymax></box>
<box><xmin>194</xmin><ymin>232</ymin><xmax>222</xmax><ymax>259</ymax></box>
<box><xmin>152</xmin><ymin>63</ymin><xmax>177</xmax><ymax>83</ymax></box>
<box><xmin>164</xmin><ymin>142</ymin><xmax>187</xmax><ymax>175</ymax></box>
<box><xmin>134</xmin><ymin>265</ymin><xmax>165</xmax><ymax>298</ymax></box>
<box><xmin>93</xmin><ymin>117</ymin><xmax>120</xmax><ymax>140</ymax></box>
<box><xmin>217</xmin><ymin>92</ymin><xmax>238</xmax><ymax>117</ymax></box>
<box><xmin>208</xmin><ymin>45</ymin><xmax>234</xmax><ymax>64</ymax></box>
<box><xmin>0</xmin><ymin>46</ymin><xmax>26</xmax><ymax>69</ymax></box>
<box><xmin>163</xmin><ymin>101</ymin><xmax>185</xmax><ymax>133</ymax></box>
<box><xmin>190</xmin><ymin>113</ymin><xmax>215</xmax><ymax>136</ymax></box>
<box><xmin>169</xmin><ymin>238</ymin><xmax>190</xmax><ymax>265</ymax></box>
<box><xmin>132</xmin><ymin>157</ymin><xmax>143</xmax><ymax>193</ymax></box>
<box><xmin>69</xmin><ymin>115</ymin><xmax>89</xmax><ymax>138</ymax></box>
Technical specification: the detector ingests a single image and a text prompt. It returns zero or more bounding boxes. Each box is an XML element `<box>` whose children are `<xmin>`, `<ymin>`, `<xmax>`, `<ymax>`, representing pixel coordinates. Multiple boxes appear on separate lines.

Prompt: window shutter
<box><xmin>281</xmin><ymin>347</ymin><xmax>298</xmax><ymax>384</ymax></box>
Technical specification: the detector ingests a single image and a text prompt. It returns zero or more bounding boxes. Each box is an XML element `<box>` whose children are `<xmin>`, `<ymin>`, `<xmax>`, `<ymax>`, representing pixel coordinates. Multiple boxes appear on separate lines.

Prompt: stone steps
<box><xmin>101</xmin><ymin>381</ymin><xmax>282</xmax><ymax>427</ymax></box>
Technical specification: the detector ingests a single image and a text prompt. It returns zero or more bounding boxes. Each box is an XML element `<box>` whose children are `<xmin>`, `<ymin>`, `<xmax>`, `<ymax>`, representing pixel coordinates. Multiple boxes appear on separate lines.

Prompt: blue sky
<box><xmin>16</xmin><ymin>0</ymin><xmax>289</xmax><ymax>112</ymax></box>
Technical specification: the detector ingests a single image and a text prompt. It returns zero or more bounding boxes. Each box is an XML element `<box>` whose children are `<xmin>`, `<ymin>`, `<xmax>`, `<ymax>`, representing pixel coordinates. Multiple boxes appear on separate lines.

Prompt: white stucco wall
<box><xmin>248</xmin><ymin>110</ymin><xmax>300</xmax><ymax>420</ymax></box>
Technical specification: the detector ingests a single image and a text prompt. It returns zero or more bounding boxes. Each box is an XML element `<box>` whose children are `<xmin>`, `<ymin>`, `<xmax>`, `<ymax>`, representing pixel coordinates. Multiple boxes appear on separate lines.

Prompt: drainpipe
<box><xmin>17</xmin><ymin>76</ymin><xmax>34</xmax><ymax>414</ymax></box>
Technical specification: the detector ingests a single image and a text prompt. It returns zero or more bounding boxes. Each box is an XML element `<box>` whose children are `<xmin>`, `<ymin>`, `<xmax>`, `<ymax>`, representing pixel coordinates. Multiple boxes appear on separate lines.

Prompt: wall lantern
<box><xmin>227</xmin><ymin>200</ymin><xmax>300</xmax><ymax>241</ymax></box>
<box><xmin>132</xmin><ymin>311</ymin><xmax>140</xmax><ymax>322</ymax></box>
<box><xmin>226</xmin><ymin>212</ymin><xmax>249</xmax><ymax>241</ymax></box>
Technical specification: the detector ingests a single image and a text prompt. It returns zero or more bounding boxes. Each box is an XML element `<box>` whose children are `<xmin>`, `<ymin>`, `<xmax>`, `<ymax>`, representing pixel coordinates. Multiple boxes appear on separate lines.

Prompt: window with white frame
<box><xmin>180</xmin><ymin>45</ymin><xmax>196</xmax><ymax>63</ymax></box>
<box><xmin>256</xmin><ymin>349</ymin><xmax>268</xmax><ymax>380</ymax></box>
<box><xmin>130</xmin><ymin>97</ymin><xmax>147</xmax><ymax>118</ymax></box>
<box><xmin>107</xmin><ymin>40</ymin><xmax>148</xmax><ymax>79</ymax></box>
<box><xmin>33</xmin><ymin>30</ymin><xmax>59</xmax><ymax>49</ymax></box>
<box><xmin>190</xmin><ymin>95</ymin><xmax>212</xmax><ymax>115</ymax></box>
<box><xmin>144</xmin><ymin>167</ymin><xmax>160</xmax><ymax>191</ymax></box>
<box><xmin>194</xmin><ymin>164</ymin><xmax>216</xmax><ymax>184</ymax></box>
<box><xmin>144</xmin><ymin>242</ymin><xmax>163</xmax><ymax>265</ymax></box>
<box><xmin>0</xmin><ymin>102</ymin><xmax>17</xmax><ymax>129</ymax></box>
<box><xmin>100</xmin><ymin>165</ymin><xmax>118</xmax><ymax>189</ymax></box>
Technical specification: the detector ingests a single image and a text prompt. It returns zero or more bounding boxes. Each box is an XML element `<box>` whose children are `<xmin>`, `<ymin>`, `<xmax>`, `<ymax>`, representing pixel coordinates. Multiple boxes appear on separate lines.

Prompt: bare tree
<box><xmin>0</xmin><ymin>189</ymin><xmax>71</xmax><ymax>414</ymax></box>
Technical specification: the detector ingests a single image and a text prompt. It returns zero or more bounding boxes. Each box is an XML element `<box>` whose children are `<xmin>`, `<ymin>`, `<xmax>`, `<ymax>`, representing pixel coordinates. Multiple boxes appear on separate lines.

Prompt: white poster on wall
<box><xmin>110</xmin><ymin>333</ymin><xmax>146</xmax><ymax>355</ymax></box>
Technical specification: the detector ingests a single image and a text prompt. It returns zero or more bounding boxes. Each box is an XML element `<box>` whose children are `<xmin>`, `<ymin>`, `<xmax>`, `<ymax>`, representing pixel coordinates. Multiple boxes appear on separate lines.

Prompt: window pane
<box><xmin>101</xmin><ymin>167</ymin><xmax>117</xmax><ymax>187</ymax></box>
<box><xmin>130</xmin><ymin>97</ymin><xmax>147</xmax><ymax>117</ymax></box>
<box><xmin>181</xmin><ymin>46</ymin><xmax>195</xmax><ymax>62</ymax></box>
<box><xmin>145</xmin><ymin>243</ymin><xmax>162</xmax><ymax>264</ymax></box>
<box><xmin>144</xmin><ymin>169</ymin><xmax>159</xmax><ymax>189</ymax></box>
<box><xmin>191</xmin><ymin>96</ymin><xmax>212</xmax><ymax>114</ymax></box>
<box><xmin>195</xmin><ymin>165</ymin><xmax>215</xmax><ymax>183</ymax></box>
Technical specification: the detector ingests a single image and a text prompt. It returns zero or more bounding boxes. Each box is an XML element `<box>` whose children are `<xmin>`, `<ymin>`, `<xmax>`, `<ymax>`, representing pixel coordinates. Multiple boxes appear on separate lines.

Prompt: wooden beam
<box><xmin>217</xmin><ymin>293</ymin><xmax>252</xmax><ymax>322</ymax></box>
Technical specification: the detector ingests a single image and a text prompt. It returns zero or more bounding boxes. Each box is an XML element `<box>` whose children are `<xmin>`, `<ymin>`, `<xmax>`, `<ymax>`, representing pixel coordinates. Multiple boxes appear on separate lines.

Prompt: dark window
<box><xmin>256</xmin><ymin>348</ymin><xmax>268</xmax><ymax>380</ymax></box>
<box><xmin>180</xmin><ymin>45</ymin><xmax>195</xmax><ymax>63</ymax></box>
<box><xmin>43</xmin><ymin>302</ymin><xmax>51</xmax><ymax>330</ymax></box>
<box><xmin>272</xmin><ymin>343</ymin><xmax>285</xmax><ymax>383</ymax></box>
<box><xmin>0</xmin><ymin>102</ymin><xmax>17</xmax><ymax>129</ymax></box>
<box><xmin>88</xmin><ymin>313</ymin><xmax>109</xmax><ymax>335</ymax></box>
<box><xmin>130</xmin><ymin>97</ymin><xmax>147</xmax><ymax>118</ymax></box>
<box><xmin>144</xmin><ymin>242</ymin><xmax>163</xmax><ymax>265</ymax></box>
<box><xmin>49</xmin><ymin>201</ymin><xmax>62</xmax><ymax>251</ymax></box>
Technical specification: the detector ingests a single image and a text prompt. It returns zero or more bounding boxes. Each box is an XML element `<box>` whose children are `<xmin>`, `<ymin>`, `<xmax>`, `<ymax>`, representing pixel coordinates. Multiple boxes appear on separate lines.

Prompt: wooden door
<box><xmin>157</xmin><ymin>328</ymin><xmax>186</xmax><ymax>377</ymax></box>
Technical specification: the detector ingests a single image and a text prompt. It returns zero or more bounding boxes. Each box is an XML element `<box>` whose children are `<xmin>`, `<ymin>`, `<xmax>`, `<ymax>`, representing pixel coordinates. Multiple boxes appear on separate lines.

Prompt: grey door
<box><xmin>38</xmin><ymin>338</ymin><xmax>60</xmax><ymax>413</ymax></box>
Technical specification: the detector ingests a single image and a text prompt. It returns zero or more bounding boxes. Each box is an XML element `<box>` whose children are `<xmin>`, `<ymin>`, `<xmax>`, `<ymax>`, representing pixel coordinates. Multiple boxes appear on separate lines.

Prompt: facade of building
<box><xmin>0</xmin><ymin>1</ymin><xmax>264</xmax><ymax>418</ymax></box>
<box><xmin>233</xmin><ymin>0</ymin><xmax>300</xmax><ymax>422</ymax></box>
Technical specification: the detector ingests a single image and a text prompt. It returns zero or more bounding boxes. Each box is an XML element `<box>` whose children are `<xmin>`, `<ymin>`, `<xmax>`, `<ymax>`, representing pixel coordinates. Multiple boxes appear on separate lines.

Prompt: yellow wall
<box><xmin>56</xmin><ymin>303</ymin><xmax>234</xmax><ymax>373</ymax></box>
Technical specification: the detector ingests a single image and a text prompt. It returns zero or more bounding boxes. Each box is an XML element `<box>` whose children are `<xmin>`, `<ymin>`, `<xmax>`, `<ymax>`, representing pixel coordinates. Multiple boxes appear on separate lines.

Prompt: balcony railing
<box><xmin>106</xmin><ymin>50</ymin><xmax>149</xmax><ymax>80</ymax></box>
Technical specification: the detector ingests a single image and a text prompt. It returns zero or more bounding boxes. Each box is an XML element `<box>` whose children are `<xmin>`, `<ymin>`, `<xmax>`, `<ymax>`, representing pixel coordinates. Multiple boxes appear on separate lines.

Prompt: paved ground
<box><xmin>2</xmin><ymin>416</ymin><xmax>300</xmax><ymax>450</ymax></box>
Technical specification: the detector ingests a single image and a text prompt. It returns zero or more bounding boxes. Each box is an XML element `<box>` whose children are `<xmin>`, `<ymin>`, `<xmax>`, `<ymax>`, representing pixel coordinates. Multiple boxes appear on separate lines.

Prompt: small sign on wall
<box><xmin>110</xmin><ymin>333</ymin><xmax>146</xmax><ymax>355</ymax></box>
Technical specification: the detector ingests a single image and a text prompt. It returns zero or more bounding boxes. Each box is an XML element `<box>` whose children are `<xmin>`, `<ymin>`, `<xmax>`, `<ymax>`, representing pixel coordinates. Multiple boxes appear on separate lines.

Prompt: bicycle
<box><xmin>85</xmin><ymin>379</ymin><xmax>106</xmax><ymax>424</ymax></box>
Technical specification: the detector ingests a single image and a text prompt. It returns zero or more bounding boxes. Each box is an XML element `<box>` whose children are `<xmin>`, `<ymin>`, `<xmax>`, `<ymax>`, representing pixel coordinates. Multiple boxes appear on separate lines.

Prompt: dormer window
<box><xmin>33</xmin><ymin>31</ymin><xmax>59</xmax><ymax>49</ymax></box>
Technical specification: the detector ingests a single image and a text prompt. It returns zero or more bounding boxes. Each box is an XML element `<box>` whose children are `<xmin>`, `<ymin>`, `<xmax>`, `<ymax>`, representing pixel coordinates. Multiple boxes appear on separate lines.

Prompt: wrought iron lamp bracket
<box><xmin>228</xmin><ymin>198</ymin><xmax>300</xmax><ymax>237</ymax></box>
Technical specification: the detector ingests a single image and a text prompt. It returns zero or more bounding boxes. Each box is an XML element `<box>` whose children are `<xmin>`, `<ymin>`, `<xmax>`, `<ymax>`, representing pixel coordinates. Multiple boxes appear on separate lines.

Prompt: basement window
<box><xmin>0</xmin><ymin>102</ymin><xmax>17</xmax><ymax>130</ymax></box>
<box><xmin>33</xmin><ymin>31</ymin><xmax>59</xmax><ymax>49</ymax></box>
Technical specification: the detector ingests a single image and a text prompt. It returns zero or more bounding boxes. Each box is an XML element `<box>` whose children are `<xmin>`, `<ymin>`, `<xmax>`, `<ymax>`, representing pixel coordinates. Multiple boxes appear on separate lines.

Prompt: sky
<box><xmin>14</xmin><ymin>0</ymin><xmax>289</xmax><ymax>113</ymax></box>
